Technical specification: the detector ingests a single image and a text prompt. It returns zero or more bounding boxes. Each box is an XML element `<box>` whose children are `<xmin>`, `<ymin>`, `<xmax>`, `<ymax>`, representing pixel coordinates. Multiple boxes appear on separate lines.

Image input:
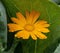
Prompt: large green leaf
<box><xmin>0</xmin><ymin>1</ymin><xmax>7</xmax><ymax>50</ymax></box>
<box><xmin>54</xmin><ymin>44</ymin><xmax>60</xmax><ymax>53</ymax></box>
<box><xmin>1</xmin><ymin>0</ymin><xmax>60</xmax><ymax>53</ymax></box>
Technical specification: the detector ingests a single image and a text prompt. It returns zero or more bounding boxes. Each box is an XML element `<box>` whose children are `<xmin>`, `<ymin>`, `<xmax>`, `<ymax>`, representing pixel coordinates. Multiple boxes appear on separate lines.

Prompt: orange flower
<box><xmin>8</xmin><ymin>11</ymin><xmax>50</xmax><ymax>40</ymax></box>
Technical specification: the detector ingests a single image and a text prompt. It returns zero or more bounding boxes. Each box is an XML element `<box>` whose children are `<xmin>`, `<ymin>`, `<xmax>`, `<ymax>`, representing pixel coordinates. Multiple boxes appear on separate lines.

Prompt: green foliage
<box><xmin>54</xmin><ymin>44</ymin><xmax>60</xmax><ymax>53</ymax></box>
<box><xmin>1</xmin><ymin>0</ymin><xmax>60</xmax><ymax>53</ymax></box>
<box><xmin>0</xmin><ymin>21</ymin><xmax>5</xmax><ymax>32</ymax></box>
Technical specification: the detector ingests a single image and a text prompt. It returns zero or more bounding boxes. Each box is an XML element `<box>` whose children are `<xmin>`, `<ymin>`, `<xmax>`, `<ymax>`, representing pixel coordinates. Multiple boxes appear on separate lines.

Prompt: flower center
<box><xmin>24</xmin><ymin>24</ymin><xmax>34</xmax><ymax>31</ymax></box>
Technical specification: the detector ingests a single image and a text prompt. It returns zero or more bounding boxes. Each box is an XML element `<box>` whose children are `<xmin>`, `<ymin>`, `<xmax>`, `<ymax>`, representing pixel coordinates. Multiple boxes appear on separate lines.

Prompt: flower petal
<box><xmin>35</xmin><ymin>20</ymin><xmax>47</xmax><ymax>25</ymax></box>
<box><xmin>26</xmin><ymin>11</ymin><xmax>36</xmax><ymax>24</ymax></box>
<box><xmin>36</xmin><ymin>32</ymin><xmax>47</xmax><ymax>39</ymax></box>
<box><xmin>11</xmin><ymin>17</ymin><xmax>20</xmax><ymax>24</ymax></box>
<box><xmin>40</xmin><ymin>28</ymin><xmax>50</xmax><ymax>33</ymax></box>
<box><xmin>32</xmin><ymin>12</ymin><xmax>40</xmax><ymax>24</ymax></box>
<box><xmin>35</xmin><ymin>27</ymin><xmax>50</xmax><ymax>33</ymax></box>
<box><xmin>11</xmin><ymin>17</ymin><xmax>26</xmax><ymax>27</ymax></box>
<box><xmin>15</xmin><ymin>30</ymin><xmax>29</xmax><ymax>39</ymax></box>
<box><xmin>30</xmin><ymin>32</ymin><xmax>37</xmax><ymax>40</ymax></box>
<box><xmin>34</xmin><ymin>20</ymin><xmax>50</xmax><ymax>33</ymax></box>
<box><xmin>35</xmin><ymin>21</ymin><xmax>50</xmax><ymax>27</ymax></box>
<box><xmin>26</xmin><ymin>11</ymin><xmax>30</xmax><ymax>18</ymax></box>
<box><xmin>16</xmin><ymin>12</ymin><xmax>26</xmax><ymax>24</ymax></box>
<box><xmin>33</xmin><ymin>30</ymin><xmax>47</xmax><ymax>39</ymax></box>
<box><xmin>8</xmin><ymin>24</ymin><xmax>23</xmax><ymax>32</ymax></box>
<box><xmin>41</xmin><ymin>24</ymin><xmax>50</xmax><ymax>27</ymax></box>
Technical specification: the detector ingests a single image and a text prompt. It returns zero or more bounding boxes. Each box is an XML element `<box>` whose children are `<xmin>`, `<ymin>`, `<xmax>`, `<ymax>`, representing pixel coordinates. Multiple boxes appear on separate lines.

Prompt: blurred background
<box><xmin>0</xmin><ymin>0</ymin><xmax>60</xmax><ymax>53</ymax></box>
<box><xmin>53</xmin><ymin>0</ymin><xmax>60</xmax><ymax>4</ymax></box>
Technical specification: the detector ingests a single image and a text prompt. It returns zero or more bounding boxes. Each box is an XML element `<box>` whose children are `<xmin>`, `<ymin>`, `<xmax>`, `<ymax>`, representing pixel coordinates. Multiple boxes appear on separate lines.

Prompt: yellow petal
<box><xmin>8</xmin><ymin>24</ymin><xmax>23</xmax><ymax>32</ymax></box>
<box><xmin>36</xmin><ymin>27</ymin><xmax>50</xmax><ymax>33</ymax></box>
<box><xmin>26</xmin><ymin>11</ymin><xmax>36</xmax><ymax>24</ymax></box>
<box><xmin>41</xmin><ymin>24</ymin><xmax>50</xmax><ymax>27</ymax></box>
<box><xmin>30</xmin><ymin>32</ymin><xmax>37</xmax><ymax>40</ymax></box>
<box><xmin>35</xmin><ymin>20</ymin><xmax>47</xmax><ymax>25</ymax></box>
<box><xmin>15</xmin><ymin>31</ymin><xmax>23</xmax><ymax>38</ymax></box>
<box><xmin>32</xmin><ymin>12</ymin><xmax>40</xmax><ymax>24</ymax></box>
<box><xmin>15</xmin><ymin>30</ymin><xmax>29</xmax><ymax>39</ymax></box>
<box><xmin>11</xmin><ymin>17</ymin><xmax>20</xmax><ymax>24</ymax></box>
<box><xmin>35</xmin><ymin>22</ymin><xmax>50</xmax><ymax>28</ymax></box>
<box><xmin>11</xmin><ymin>17</ymin><xmax>26</xmax><ymax>27</ymax></box>
<box><xmin>37</xmin><ymin>32</ymin><xmax>47</xmax><ymax>39</ymax></box>
<box><xmin>26</xmin><ymin>11</ymin><xmax>30</xmax><ymax>18</ymax></box>
<box><xmin>16</xmin><ymin>12</ymin><xmax>26</xmax><ymax>24</ymax></box>
<box><xmin>40</xmin><ymin>28</ymin><xmax>50</xmax><ymax>33</ymax></box>
<box><xmin>34</xmin><ymin>21</ymin><xmax>50</xmax><ymax>33</ymax></box>
<box><xmin>35</xmin><ymin>26</ymin><xmax>50</xmax><ymax>33</ymax></box>
<box><xmin>33</xmin><ymin>30</ymin><xmax>47</xmax><ymax>39</ymax></box>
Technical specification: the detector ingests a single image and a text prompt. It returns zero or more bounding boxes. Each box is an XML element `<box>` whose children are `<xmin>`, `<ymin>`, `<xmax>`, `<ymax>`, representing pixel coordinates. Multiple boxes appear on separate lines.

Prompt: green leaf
<box><xmin>54</xmin><ymin>43</ymin><xmax>60</xmax><ymax>53</ymax></box>
<box><xmin>0</xmin><ymin>2</ymin><xmax>7</xmax><ymax>53</ymax></box>
<box><xmin>1</xmin><ymin>0</ymin><xmax>60</xmax><ymax>53</ymax></box>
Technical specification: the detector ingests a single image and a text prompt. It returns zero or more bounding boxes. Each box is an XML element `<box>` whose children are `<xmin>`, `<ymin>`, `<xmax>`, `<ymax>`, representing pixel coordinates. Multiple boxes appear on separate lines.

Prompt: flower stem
<box><xmin>34</xmin><ymin>40</ymin><xmax>37</xmax><ymax>53</ymax></box>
